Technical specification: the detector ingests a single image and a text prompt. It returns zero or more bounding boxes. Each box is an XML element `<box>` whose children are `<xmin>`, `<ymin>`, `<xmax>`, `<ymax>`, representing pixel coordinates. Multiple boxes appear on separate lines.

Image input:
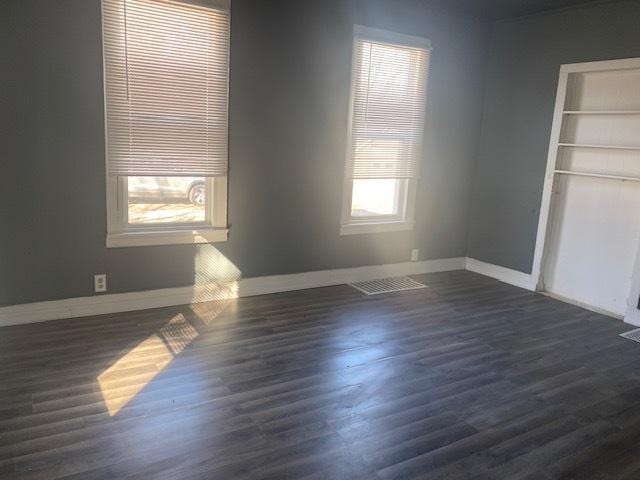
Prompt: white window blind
<box><xmin>346</xmin><ymin>27</ymin><xmax>431</xmax><ymax>179</ymax></box>
<box><xmin>102</xmin><ymin>0</ymin><xmax>230</xmax><ymax>177</ymax></box>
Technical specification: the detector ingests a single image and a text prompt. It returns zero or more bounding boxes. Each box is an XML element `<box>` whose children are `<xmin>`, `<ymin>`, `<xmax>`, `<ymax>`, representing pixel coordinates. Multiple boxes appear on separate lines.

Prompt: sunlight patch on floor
<box><xmin>98</xmin><ymin>244</ymin><xmax>241</xmax><ymax>416</ymax></box>
<box><xmin>159</xmin><ymin>314</ymin><xmax>199</xmax><ymax>355</ymax></box>
<box><xmin>97</xmin><ymin>313</ymin><xmax>198</xmax><ymax>416</ymax></box>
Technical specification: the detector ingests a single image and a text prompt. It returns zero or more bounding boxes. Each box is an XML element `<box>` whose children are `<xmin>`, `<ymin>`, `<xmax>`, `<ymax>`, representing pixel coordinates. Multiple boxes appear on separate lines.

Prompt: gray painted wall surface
<box><xmin>1</xmin><ymin>0</ymin><xmax>488</xmax><ymax>306</ymax></box>
<box><xmin>467</xmin><ymin>0</ymin><xmax>640</xmax><ymax>273</ymax></box>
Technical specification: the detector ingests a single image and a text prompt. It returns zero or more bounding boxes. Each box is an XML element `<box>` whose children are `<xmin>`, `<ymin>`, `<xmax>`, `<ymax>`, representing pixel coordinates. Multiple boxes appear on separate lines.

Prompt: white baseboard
<box><xmin>466</xmin><ymin>258</ymin><xmax>640</xmax><ymax>324</ymax></box>
<box><xmin>541</xmin><ymin>290</ymin><xmax>623</xmax><ymax>320</ymax></box>
<box><xmin>0</xmin><ymin>257</ymin><xmax>466</xmax><ymax>327</ymax></box>
<box><xmin>5</xmin><ymin>255</ymin><xmax>636</xmax><ymax>328</ymax></box>
<box><xmin>465</xmin><ymin>258</ymin><xmax>536</xmax><ymax>291</ymax></box>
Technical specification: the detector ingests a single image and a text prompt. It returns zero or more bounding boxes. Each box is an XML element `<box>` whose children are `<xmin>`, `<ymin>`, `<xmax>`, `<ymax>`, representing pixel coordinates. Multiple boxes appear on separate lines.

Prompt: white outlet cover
<box><xmin>411</xmin><ymin>249</ymin><xmax>419</xmax><ymax>262</ymax></box>
<box><xmin>94</xmin><ymin>274</ymin><xmax>107</xmax><ymax>293</ymax></box>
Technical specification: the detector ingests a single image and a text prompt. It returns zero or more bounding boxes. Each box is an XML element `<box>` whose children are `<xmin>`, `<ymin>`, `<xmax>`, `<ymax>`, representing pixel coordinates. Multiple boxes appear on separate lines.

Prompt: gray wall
<box><xmin>1</xmin><ymin>0</ymin><xmax>489</xmax><ymax>306</ymax></box>
<box><xmin>467</xmin><ymin>0</ymin><xmax>640</xmax><ymax>273</ymax></box>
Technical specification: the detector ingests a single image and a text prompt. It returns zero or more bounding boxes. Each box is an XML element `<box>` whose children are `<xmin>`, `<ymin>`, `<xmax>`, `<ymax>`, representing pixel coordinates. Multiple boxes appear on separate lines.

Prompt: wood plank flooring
<box><xmin>2</xmin><ymin>270</ymin><xmax>640</xmax><ymax>479</ymax></box>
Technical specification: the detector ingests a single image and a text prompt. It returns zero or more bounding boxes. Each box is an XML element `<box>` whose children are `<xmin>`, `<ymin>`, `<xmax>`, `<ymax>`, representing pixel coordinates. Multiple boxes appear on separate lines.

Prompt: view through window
<box><xmin>351</xmin><ymin>179</ymin><xmax>404</xmax><ymax>217</ymax></box>
<box><xmin>127</xmin><ymin>176</ymin><xmax>207</xmax><ymax>224</ymax></box>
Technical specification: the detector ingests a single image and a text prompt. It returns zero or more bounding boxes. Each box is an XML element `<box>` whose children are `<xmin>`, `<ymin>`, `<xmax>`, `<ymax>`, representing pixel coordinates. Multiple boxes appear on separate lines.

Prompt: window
<box><xmin>340</xmin><ymin>26</ymin><xmax>431</xmax><ymax>235</ymax></box>
<box><xmin>102</xmin><ymin>0</ymin><xmax>230</xmax><ymax>247</ymax></box>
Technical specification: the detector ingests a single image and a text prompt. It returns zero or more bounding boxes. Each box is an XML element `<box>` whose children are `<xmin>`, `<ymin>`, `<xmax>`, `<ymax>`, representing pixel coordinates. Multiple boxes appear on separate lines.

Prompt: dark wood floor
<box><xmin>2</xmin><ymin>271</ymin><xmax>640</xmax><ymax>479</ymax></box>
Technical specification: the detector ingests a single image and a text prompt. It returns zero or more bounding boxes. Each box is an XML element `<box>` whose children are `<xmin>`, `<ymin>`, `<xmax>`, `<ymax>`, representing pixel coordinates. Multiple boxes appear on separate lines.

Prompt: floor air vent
<box><xmin>349</xmin><ymin>277</ymin><xmax>427</xmax><ymax>295</ymax></box>
<box><xmin>620</xmin><ymin>329</ymin><xmax>640</xmax><ymax>343</ymax></box>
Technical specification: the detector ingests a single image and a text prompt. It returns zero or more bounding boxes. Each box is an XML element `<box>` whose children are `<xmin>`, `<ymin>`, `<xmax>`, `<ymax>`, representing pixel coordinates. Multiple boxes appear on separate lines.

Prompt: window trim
<box><xmin>101</xmin><ymin>0</ymin><xmax>230</xmax><ymax>248</ymax></box>
<box><xmin>340</xmin><ymin>178</ymin><xmax>417</xmax><ymax>236</ymax></box>
<box><xmin>353</xmin><ymin>24</ymin><xmax>432</xmax><ymax>51</ymax></box>
<box><xmin>339</xmin><ymin>25</ymin><xmax>428</xmax><ymax>236</ymax></box>
<box><xmin>345</xmin><ymin>178</ymin><xmax>409</xmax><ymax>222</ymax></box>
<box><xmin>106</xmin><ymin>176</ymin><xmax>228</xmax><ymax>248</ymax></box>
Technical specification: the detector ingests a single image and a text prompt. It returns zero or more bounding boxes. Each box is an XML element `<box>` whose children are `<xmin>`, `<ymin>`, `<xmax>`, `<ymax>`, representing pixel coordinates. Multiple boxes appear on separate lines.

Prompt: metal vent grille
<box><xmin>620</xmin><ymin>329</ymin><xmax>640</xmax><ymax>343</ymax></box>
<box><xmin>349</xmin><ymin>277</ymin><xmax>427</xmax><ymax>295</ymax></box>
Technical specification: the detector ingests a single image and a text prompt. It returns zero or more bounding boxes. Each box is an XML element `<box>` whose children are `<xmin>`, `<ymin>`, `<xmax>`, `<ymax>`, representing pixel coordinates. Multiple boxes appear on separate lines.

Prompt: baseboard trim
<box><xmin>5</xmin><ymin>255</ymin><xmax>635</xmax><ymax>328</ymax></box>
<box><xmin>465</xmin><ymin>258</ymin><xmax>536</xmax><ymax>291</ymax></box>
<box><xmin>466</xmin><ymin>258</ymin><xmax>640</xmax><ymax>324</ymax></box>
<box><xmin>0</xmin><ymin>257</ymin><xmax>466</xmax><ymax>327</ymax></box>
<box><xmin>541</xmin><ymin>290</ymin><xmax>623</xmax><ymax>320</ymax></box>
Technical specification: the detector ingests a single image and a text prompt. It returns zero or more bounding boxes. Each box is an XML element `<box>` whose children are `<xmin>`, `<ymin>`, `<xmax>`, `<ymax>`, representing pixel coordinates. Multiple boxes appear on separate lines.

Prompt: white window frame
<box><xmin>340</xmin><ymin>179</ymin><xmax>417</xmax><ymax>235</ymax></box>
<box><xmin>106</xmin><ymin>176</ymin><xmax>228</xmax><ymax>248</ymax></box>
<box><xmin>102</xmin><ymin>0</ymin><xmax>230</xmax><ymax>248</ymax></box>
<box><xmin>339</xmin><ymin>25</ymin><xmax>428</xmax><ymax>236</ymax></box>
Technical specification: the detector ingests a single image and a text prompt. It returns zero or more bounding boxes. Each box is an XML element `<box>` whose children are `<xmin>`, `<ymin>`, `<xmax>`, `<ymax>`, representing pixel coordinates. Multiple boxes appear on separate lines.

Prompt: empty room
<box><xmin>3</xmin><ymin>0</ymin><xmax>640</xmax><ymax>478</ymax></box>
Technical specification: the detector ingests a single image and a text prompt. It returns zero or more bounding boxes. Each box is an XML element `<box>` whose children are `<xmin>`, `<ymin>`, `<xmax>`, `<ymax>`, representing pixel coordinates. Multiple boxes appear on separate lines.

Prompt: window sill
<box><xmin>107</xmin><ymin>228</ymin><xmax>228</xmax><ymax>248</ymax></box>
<box><xmin>340</xmin><ymin>221</ymin><xmax>415</xmax><ymax>236</ymax></box>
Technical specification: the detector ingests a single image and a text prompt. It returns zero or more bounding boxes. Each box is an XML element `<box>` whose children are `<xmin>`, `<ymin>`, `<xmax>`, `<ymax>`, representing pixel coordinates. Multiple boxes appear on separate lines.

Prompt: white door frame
<box><xmin>530</xmin><ymin>57</ymin><xmax>640</xmax><ymax>324</ymax></box>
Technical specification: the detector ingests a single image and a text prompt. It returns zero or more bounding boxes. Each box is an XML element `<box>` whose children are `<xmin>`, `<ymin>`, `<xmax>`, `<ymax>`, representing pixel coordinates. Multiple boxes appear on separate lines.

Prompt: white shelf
<box><xmin>554</xmin><ymin>170</ymin><xmax>640</xmax><ymax>183</ymax></box>
<box><xmin>558</xmin><ymin>143</ymin><xmax>640</xmax><ymax>151</ymax></box>
<box><xmin>563</xmin><ymin>110</ymin><xmax>640</xmax><ymax>115</ymax></box>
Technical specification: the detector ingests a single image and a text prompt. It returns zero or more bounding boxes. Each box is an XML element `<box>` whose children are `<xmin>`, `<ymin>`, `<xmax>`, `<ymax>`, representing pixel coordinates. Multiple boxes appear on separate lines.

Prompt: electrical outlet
<box><xmin>94</xmin><ymin>274</ymin><xmax>107</xmax><ymax>293</ymax></box>
<box><xmin>411</xmin><ymin>249</ymin><xmax>419</xmax><ymax>262</ymax></box>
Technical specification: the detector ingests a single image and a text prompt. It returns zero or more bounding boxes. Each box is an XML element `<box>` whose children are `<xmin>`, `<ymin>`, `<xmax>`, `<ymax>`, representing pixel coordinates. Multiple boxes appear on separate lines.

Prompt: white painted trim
<box><xmin>107</xmin><ymin>228</ymin><xmax>228</xmax><ymax>248</ymax></box>
<box><xmin>530</xmin><ymin>62</ymin><xmax>569</xmax><ymax>289</ymax></box>
<box><xmin>467</xmin><ymin>257</ymin><xmax>640</xmax><ymax>324</ymax></box>
<box><xmin>558</xmin><ymin>57</ymin><xmax>640</xmax><ymax>74</ymax></box>
<box><xmin>354</xmin><ymin>25</ymin><xmax>432</xmax><ymax>51</ymax></box>
<box><xmin>339</xmin><ymin>24</ymin><xmax>429</xmax><ymax>233</ymax></box>
<box><xmin>625</xmin><ymin>238</ymin><xmax>640</xmax><ymax>326</ymax></box>
<box><xmin>6</xmin><ymin>254</ymin><xmax>636</xmax><ymax>328</ymax></box>
<box><xmin>465</xmin><ymin>258</ymin><xmax>536</xmax><ymax>291</ymax></box>
<box><xmin>530</xmin><ymin>57</ymin><xmax>640</xmax><ymax>324</ymax></box>
<box><xmin>540</xmin><ymin>291</ymin><xmax>623</xmax><ymax>320</ymax></box>
<box><xmin>107</xmin><ymin>177</ymin><xmax>228</xmax><ymax>248</ymax></box>
<box><xmin>532</xmin><ymin>57</ymin><xmax>640</xmax><ymax>288</ymax></box>
<box><xmin>340</xmin><ymin>220</ymin><xmax>415</xmax><ymax>236</ymax></box>
<box><xmin>0</xmin><ymin>257</ymin><xmax>466</xmax><ymax>327</ymax></box>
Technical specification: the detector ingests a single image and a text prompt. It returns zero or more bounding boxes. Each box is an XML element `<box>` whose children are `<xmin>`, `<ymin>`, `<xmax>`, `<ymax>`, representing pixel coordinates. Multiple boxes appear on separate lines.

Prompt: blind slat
<box><xmin>103</xmin><ymin>0</ymin><xmax>230</xmax><ymax>177</ymax></box>
<box><xmin>346</xmin><ymin>36</ymin><xmax>430</xmax><ymax>179</ymax></box>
